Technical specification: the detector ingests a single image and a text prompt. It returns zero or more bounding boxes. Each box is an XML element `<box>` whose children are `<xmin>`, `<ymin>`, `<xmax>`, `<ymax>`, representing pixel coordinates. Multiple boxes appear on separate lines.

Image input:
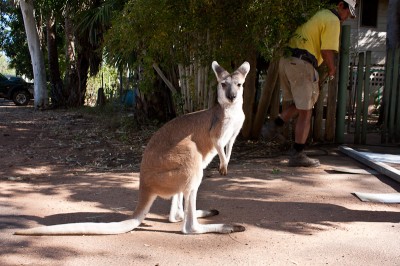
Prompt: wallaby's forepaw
<box><xmin>219</xmin><ymin>165</ymin><xmax>228</xmax><ymax>175</ymax></box>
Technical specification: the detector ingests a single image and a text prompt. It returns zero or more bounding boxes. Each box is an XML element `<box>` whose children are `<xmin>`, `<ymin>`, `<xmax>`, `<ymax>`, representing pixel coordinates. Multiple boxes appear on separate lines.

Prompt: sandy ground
<box><xmin>1</xmin><ymin>99</ymin><xmax>399</xmax><ymax>266</ymax></box>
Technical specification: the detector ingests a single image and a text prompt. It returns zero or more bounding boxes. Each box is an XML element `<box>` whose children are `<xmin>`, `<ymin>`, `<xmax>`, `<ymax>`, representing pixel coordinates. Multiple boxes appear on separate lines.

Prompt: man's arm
<box><xmin>321</xmin><ymin>50</ymin><xmax>336</xmax><ymax>78</ymax></box>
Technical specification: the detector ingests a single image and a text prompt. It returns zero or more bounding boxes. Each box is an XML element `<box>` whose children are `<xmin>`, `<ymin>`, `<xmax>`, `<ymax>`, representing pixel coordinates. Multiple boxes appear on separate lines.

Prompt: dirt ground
<box><xmin>1</xmin><ymin>99</ymin><xmax>399</xmax><ymax>266</ymax></box>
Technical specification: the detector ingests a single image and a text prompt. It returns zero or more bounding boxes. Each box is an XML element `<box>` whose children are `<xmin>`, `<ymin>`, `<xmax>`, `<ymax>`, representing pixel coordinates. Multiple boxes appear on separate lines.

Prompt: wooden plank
<box><xmin>339</xmin><ymin>146</ymin><xmax>400</xmax><ymax>183</ymax></box>
<box><xmin>354</xmin><ymin>192</ymin><xmax>400</xmax><ymax>203</ymax></box>
<box><xmin>152</xmin><ymin>63</ymin><xmax>177</xmax><ymax>94</ymax></box>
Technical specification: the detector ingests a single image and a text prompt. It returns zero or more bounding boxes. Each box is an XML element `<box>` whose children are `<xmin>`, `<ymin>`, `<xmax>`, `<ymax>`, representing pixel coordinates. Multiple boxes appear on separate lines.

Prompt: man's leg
<box><xmin>263</xmin><ymin>104</ymin><xmax>320</xmax><ymax>167</ymax></box>
<box><xmin>294</xmin><ymin>109</ymin><xmax>312</xmax><ymax>144</ymax></box>
<box><xmin>289</xmin><ymin>108</ymin><xmax>320</xmax><ymax>167</ymax></box>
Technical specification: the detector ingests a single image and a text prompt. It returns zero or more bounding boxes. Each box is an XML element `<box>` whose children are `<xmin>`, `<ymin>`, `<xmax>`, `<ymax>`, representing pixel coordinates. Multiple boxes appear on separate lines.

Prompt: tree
<box><xmin>64</xmin><ymin>0</ymin><xmax>120</xmax><ymax>107</ymax></box>
<box><xmin>19</xmin><ymin>0</ymin><xmax>48</xmax><ymax>108</ymax></box>
<box><xmin>2</xmin><ymin>0</ymin><xmax>119</xmax><ymax>108</ymax></box>
<box><xmin>46</xmin><ymin>10</ymin><xmax>65</xmax><ymax>107</ymax></box>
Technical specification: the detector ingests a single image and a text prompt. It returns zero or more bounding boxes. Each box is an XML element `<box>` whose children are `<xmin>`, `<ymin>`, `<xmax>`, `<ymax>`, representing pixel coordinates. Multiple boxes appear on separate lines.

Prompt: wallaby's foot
<box><xmin>232</xmin><ymin>224</ymin><xmax>246</xmax><ymax>232</ymax></box>
<box><xmin>219</xmin><ymin>164</ymin><xmax>228</xmax><ymax>175</ymax></box>
<box><xmin>169</xmin><ymin>212</ymin><xmax>184</xmax><ymax>223</ymax></box>
<box><xmin>182</xmin><ymin>223</ymin><xmax>246</xmax><ymax>234</ymax></box>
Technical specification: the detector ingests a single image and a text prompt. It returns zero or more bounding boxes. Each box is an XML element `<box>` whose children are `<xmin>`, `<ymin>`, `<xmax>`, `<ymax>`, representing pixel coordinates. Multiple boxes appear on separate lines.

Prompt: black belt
<box><xmin>290</xmin><ymin>48</ymin><xmax>318</xmax><ymax>69</ymax></box>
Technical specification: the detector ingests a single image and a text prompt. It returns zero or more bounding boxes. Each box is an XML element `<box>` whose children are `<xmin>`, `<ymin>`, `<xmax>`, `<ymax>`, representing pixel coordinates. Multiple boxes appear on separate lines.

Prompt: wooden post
<box><xmin>325</xmin><ymin>74</ymin><xmax>338</xmax><ymax>141</ymax></box>
<box><xmin>313</xmin><ymin>82</ymin><xmax>325</xmax><ymax>142</ymax></box>
<box><xmin>269</xmin><ymin>84</ymin><xmax>280</xmax><ymax>118</ymax></box>
<box><xmin>361</xmin><ymin>51</ymin><xmax>371</xmax><ymax>144</ymax></box>
<box><xmin>381</xmin><ymin>48</ymin><xmax>393</xmax><ymax>143</ymax></box>
<box><xmin>335</xmin><ymin>25</ymin><xmax>351</xmax><ymax>143</ymax></box>
<box><xmin>250</xmin><ymin>60</ymin><xmax>280</xmax><ymax>138</ymax></box>
<box><xmin>388</xmin><ymin>46</ymin><xmax>400</xmax><ymax>142</ymax></box>
<box><xmin>395</xmin><ymin>46</ymin><xmax>400</xmax><ymax>142</ymax></box>
<box><xmin>354</xmin><ymin>52</ymin><xmax>364</xmax><ymax>144</ymax></box>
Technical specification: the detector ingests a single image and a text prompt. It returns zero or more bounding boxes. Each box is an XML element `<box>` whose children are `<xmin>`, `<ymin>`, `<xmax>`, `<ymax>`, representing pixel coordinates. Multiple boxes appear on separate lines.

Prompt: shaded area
<box><xmin>1</xmin><ymin>99</ymin><xmax>400</xmax><ymax>265</ymax></box>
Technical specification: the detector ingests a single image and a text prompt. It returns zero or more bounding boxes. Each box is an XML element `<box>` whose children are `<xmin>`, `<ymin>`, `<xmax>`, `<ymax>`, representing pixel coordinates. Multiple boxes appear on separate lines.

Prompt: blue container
<box><xmin>123</xmin><ymin>89</ymin><xmax>136</xmax><ymax>107</ymax></box>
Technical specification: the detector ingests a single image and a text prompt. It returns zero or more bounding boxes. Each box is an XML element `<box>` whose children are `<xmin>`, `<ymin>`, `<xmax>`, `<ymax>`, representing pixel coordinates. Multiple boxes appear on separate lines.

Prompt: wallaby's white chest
<box><xmin>220</xmin><ymin>107</ymin><xmax>244</xmax><ymax>144</ymax></box>
<box><xmin>202</xmin><ymin>105</ymin><xmax>244</xmax><ymax>169</ymax></box>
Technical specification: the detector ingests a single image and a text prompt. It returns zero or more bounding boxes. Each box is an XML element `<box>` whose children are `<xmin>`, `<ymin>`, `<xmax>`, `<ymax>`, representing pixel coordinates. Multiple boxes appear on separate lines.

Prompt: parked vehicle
<box><xmin>0</xmin><ymin>73</ymin><xmax>34</xmax><ymax>106</ymax></box>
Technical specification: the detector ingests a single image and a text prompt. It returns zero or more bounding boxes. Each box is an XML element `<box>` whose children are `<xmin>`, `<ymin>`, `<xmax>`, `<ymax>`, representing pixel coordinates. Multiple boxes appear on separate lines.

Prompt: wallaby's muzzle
<box><xmin>226</xmin><ymin>87</ymin><xmax>237</xmax><ymax>102</ymax></box>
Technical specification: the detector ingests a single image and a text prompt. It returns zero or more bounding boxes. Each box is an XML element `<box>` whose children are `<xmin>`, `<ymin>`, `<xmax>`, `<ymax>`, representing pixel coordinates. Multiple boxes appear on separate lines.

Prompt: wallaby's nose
<box><xmin>226</xmin><ymin>89</ymin><xmax>237</xmax><ymax>102</ymax></box>
<box><xmin>228</xmin><ymin>93</ymin><xmax>236</xmax><ymax>101</ymax></box>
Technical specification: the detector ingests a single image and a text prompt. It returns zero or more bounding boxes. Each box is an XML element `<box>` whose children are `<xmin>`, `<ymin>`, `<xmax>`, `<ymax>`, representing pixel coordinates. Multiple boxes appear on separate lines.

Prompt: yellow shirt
<box><xmin>288</xmin><ymin>9</ymin><xmax>340</xmax><ymax>66</ymax></box>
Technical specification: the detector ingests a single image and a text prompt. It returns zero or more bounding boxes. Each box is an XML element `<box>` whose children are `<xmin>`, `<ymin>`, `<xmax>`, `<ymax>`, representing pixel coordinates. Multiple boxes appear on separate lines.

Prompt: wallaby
<box><xmin>15</xmin><ymin>61</ymin><xmax>250</xmax><ymax>235</ymax></box>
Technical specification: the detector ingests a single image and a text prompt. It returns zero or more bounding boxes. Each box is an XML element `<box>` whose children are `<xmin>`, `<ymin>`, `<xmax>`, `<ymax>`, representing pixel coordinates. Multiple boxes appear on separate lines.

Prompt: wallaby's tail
<box><xmin>14</xmin><ymin>192</ymin><xmax>157</xmax><ymax>236</ymax></box>
<box><xmin>14</xmin><ymin>219</ymin><xmax>142</xmax><ymax>235</ymax></box>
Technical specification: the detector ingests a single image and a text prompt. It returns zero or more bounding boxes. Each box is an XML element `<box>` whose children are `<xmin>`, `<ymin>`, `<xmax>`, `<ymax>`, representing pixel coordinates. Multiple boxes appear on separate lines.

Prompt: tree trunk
<box><xmin>74</xmin><ymin>50</ymin><xmax>90</xmax><ymax>106</ymax></box>
<box><xmin>63</xmin><ymin>5</ymin><xmax>89</xmax><ymax>107</ymax></box>
<box><xmin>20</xmin><ymin>0</ymin><xmax>48</xmax><ymax>109</ymax></box>
<box><xmin>64</xmin><ymin>6</ymin><xmax>79</xmax><ymax>107</ymax></box>
<box><xmin>46</xmin><ymin>12</ymin><xmax>65</xmax><ymax>108</ymax></box>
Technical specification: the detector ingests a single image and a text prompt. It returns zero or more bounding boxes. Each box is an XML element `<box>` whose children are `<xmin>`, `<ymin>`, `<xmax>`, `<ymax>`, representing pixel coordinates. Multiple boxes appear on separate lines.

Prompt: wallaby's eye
<box><xmin>237</xmin><ymin>83</ymin><xmax>242</xmax><ymax>87</ymax></box>
<box><xmin>221</xmin><ymin>82</ymin><xmax>227</xmax><ymax>88</ymax></box>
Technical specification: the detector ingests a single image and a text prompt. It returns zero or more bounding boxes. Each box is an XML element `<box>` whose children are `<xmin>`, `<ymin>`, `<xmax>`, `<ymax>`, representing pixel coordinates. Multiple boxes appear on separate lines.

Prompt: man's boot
<box><xmin>289</xmin><ymin>151</ymin><xmax>320</xmax><ymax>167</ymax></box>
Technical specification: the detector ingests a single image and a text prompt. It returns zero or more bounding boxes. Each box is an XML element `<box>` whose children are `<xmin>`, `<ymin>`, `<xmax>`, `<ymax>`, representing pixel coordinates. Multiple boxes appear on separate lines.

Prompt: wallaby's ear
<box><xmin>212</xmin><ymin>61</ymin><xmax>229</xmax><ymax>81</ymax></box>
<box><xmin>235</xmin><ymin>61</ymin><xmax>250</xmax><ymax>79</ymax></box>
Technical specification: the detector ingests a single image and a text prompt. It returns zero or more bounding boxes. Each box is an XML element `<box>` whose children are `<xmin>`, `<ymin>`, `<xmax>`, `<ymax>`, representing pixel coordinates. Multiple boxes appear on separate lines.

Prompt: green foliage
<box><xmin>0</xmin><ymin>52</ymin><xmax>15</xmax><ymax>75</ymax></box>
<box><xmin>104</xmin><ymin>0</ymin><xmax>325</xmax><ymax>93</ymax></box>
<box><xmin>0</xmin><ymin>0</ymin><xmax>328</xmax><ymax>109</ymax></box>
<box><xmin>86</xmin><ymin>63</ymin><xmax>119</xmax><ymax>106</ymax></box>
<box><xmin>0</xmin><ymin>4</ymin><xmax>33</xmax><ymax>78</ymax></box>
<box><xmin>250</xmin><ymin>0</ymin><xmax>325</xmax><ymax>60</ymax></box>
<box><xmin>0</xmin><ymin>1</ymin><xmax>67</xmax><ymax>79</ymax></box>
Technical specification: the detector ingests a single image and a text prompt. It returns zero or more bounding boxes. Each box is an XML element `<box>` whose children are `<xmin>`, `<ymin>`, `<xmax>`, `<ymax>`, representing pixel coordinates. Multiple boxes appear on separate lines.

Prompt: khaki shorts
<box><xmin>279</xmin><ymin>57</ymin><xmax>320</xmax><ymax>110</ymax></box>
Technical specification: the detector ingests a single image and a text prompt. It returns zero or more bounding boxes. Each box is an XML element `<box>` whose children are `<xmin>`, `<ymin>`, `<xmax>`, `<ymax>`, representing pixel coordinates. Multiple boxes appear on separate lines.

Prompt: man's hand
<box><xmin>321</xmin><ymin>50</ymin><xmax>336</xmax><ymax>77</ymax></box>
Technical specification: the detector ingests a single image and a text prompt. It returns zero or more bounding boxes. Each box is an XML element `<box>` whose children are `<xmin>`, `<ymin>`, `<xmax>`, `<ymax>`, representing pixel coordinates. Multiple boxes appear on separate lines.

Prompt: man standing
<box><xmin>262</xmin><ymin>0</ymin><xmax>356</xmax><ymax>167</ymax></box>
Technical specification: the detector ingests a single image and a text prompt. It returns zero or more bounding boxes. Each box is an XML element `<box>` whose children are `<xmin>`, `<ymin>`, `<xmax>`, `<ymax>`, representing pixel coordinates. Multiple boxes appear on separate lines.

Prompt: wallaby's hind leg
<box><xmin>169</xmin><ymin>193</ymin><xmax>220</xmax><ymax>223</ymax></box>
<box><xmin>182</xmin><ymin>187</ymin><xmax>245</xmax><ymax>234</ymax></box>
<box><xmin>169</xmin><ymin>193</ymin><xmax>184</xmax><ymax>222</ymax></box>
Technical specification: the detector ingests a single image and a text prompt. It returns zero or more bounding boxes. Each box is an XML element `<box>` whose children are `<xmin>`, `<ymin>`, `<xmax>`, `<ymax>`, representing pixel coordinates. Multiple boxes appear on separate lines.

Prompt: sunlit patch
<box><xmin>14</xmin><ymin>127</ymin><xmax>32</xmax><ymax>131</ymax></box>
<box><xmin>15</xmin><ymin>165</ymin><xmax>53</xmax><ymax>176</ymax></box>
